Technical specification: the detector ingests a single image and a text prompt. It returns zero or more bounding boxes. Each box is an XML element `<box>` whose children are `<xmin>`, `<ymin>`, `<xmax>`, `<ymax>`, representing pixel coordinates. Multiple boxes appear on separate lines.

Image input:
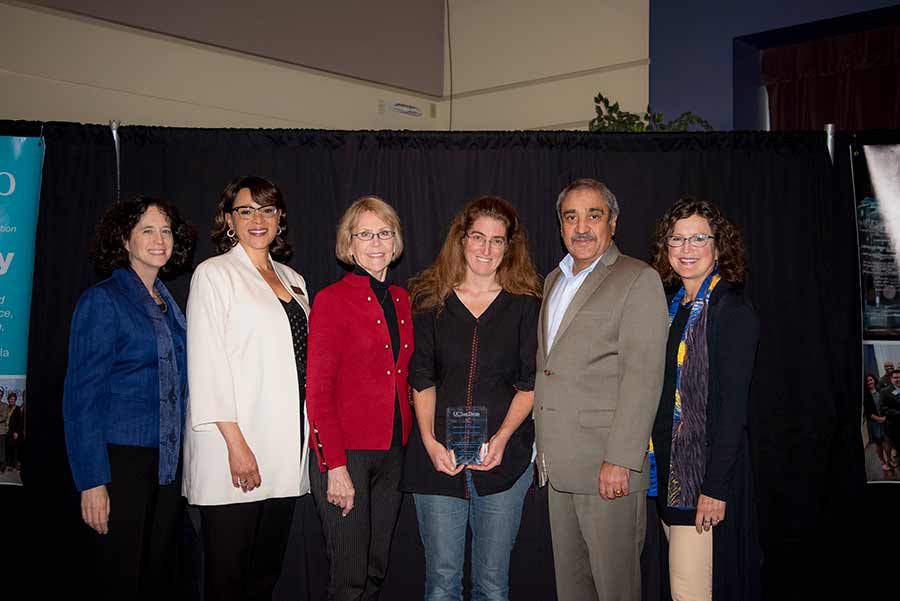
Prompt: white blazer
<box><xmin>182</xmin><ymin>244</ymin><xmax>311</xmax><ymax>505</ymax></box>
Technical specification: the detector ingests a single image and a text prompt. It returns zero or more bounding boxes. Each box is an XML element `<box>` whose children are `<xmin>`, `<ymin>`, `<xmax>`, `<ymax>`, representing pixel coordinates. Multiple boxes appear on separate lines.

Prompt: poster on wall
<box><xmin>0</xmin><ymin>136</ymin><xmax>44</xmax><ymax>486</ymax></box>
<box><xmin>853</xmin><ymin>142</ymin><xmax>900</xmax><ymax>483</ymax></box>
<box><xmin>854</xmin><ymin>145</ymin><xmax>900</xmax><ymax>340</ymax></box>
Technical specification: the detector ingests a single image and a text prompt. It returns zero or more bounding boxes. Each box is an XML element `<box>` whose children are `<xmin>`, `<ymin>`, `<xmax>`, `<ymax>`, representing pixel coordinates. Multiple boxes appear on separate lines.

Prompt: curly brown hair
<box><xmin>91</xmin><ymin>196</ymin><xmax>196</xmax><ymax>276</ymax></box>
<box><xmin>409</xmin><ymin>196</ymin><xmax>542</xmax><ymax>314</ymax></box>
<box><xmin>211</xmin><ymin>176</ymin><xmax>293</xmax><ymax>261</ymax></box>
<box><xmin>651</xmin><ymin>197</ymin><xmax>746</xmax><ymax>288</ymax></box>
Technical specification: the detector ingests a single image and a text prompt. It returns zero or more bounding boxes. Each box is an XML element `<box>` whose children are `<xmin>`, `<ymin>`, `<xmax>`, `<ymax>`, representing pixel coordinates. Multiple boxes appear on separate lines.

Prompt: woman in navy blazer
<box><xmin>63</xmin><ymin>197</ymin><xmax>195</xmax><ymax>600</ymax></box>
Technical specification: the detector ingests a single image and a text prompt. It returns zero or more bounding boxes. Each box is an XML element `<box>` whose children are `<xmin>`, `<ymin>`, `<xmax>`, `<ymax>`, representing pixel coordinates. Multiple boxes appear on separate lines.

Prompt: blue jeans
<box><xmin>414</xmin><ymin>466</ymin><xmax>533</xmax><ymax>601</ymax></box>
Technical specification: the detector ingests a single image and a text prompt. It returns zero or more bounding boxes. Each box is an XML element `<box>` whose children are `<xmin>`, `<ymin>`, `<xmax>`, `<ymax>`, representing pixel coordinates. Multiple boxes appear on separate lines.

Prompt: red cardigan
<box><xmin>306</xmin><ymin>272</ymin><xmax>414</xmax><ymax>471</ymax></box>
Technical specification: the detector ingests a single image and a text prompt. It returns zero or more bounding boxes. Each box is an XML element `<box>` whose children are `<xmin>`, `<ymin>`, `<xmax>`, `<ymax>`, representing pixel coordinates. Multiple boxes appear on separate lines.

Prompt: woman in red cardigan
<box><xmin>306</xmin><ymin>196</ymin><xmax>413</xmax><ymax>601</ymax></box>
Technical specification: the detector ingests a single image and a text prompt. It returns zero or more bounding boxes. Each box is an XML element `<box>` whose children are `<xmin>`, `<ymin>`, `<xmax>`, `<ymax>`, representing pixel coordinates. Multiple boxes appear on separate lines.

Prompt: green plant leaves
<box><xmin>589</xmin><ymin>93</ymin><xmax>713</xmax><ymax>132</ymax></box>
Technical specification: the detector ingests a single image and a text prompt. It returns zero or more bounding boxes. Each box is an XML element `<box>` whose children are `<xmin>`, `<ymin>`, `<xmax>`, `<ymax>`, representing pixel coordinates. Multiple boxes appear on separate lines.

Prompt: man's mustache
<box><xmin>570</xmin><ymin>233</ymin><xmax>597</xmax><ymax>243</ymax></box>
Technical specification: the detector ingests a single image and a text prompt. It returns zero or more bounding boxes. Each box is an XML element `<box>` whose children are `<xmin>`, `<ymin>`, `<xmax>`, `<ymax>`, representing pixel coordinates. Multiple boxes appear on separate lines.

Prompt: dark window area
<box><xmin>734</xmin><ymin>5</ymin><xmax>900</xmax><ymax>131</ymax></box>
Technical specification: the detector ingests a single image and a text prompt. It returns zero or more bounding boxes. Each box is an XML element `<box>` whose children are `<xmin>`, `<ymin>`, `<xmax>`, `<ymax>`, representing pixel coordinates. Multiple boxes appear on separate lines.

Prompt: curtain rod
<box><xmin>110</xmin><ymin>120</ymin><xmax>121</xmax><ymax>202</ymax></box>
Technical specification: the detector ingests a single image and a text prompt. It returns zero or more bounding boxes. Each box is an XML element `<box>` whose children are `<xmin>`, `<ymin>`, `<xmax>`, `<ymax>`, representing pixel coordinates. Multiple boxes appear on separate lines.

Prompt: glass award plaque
<box><xmin>446</xmin><ymin>405</ymin><xmax>488</xmax><ymax>465</ymax></box>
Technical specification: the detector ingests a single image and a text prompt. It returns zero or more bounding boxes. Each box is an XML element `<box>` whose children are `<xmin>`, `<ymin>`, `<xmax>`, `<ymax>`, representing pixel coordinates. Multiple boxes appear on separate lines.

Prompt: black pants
<box><xmin>4</xmin><ymin>433</ymin><xmax>20</xmax><ymax>468</ymax></box>
<box><xmin>198</xmin><ymin>496</ymin><xmax>296</xmax><ymax>601</ymax></box>
<box><xmin>91</xmin><ymin>444</ymin><xmax>185</xmax><ymax>601</ymax></box>
<box><xmin>309</xmin><ymin>447</ymin><xmax>405</xmax><ymax>601</ymax></box>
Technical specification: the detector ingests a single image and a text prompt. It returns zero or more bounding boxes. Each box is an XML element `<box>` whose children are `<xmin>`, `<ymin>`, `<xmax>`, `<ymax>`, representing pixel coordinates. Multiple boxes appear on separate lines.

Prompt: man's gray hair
<box><xmin>556</xmin><ymin>179</ymin><xmax>619</xmax><ymax>223</ymax></box>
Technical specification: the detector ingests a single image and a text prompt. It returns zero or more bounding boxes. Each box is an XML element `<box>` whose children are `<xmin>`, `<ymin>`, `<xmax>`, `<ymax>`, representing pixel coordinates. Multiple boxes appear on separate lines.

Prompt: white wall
<box><xmin>24</xmin><ymin>0</ymin><xmax>446</xmax><ymax>96</ymax></box>
<box><xmin>0</xmin><ymin>1</ymin><xmax>446</xmax><ymax>129</ymax></box>
<box><xmin>445</xmin><ymin>0</ymin><xmax>649</xmax><ymax>130</ymax></box>
<box><xmin>1</xmin><ymin>1</ymin><xmax>649</xmax><ymax>132</ymax></box>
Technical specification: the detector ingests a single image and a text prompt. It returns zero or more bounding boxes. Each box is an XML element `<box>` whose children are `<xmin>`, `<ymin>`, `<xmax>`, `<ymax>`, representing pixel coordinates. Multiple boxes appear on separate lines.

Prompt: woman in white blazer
<box><xmin>183</xmin><ymin>176</ymin><xmax>311</xmax><ymax>601</ymax></box>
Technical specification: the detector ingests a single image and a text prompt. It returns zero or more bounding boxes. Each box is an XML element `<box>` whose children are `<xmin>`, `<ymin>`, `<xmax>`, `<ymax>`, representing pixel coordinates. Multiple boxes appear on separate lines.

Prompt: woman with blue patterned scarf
<box><xmin>648</xmin><ymin>198</ymin><xmax>760</xmax><ymax>601</ymax></box>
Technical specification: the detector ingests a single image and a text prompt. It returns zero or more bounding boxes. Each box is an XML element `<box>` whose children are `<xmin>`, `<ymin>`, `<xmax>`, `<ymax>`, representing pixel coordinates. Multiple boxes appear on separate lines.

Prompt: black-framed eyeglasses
<box><xmin>666</xmin><ymin>234</ymin><xmax>716</xmax><ymax>248</ymax></box>
<box><xmin>352</xmin><ymin>229</ymin><xmax>395</xmax><ymax>241</ymax></box>
<box><xmin>232</xmin><ymin>205</ymin><xmax>280</xmax><ymax>219</ymax></box>
<box><xmin>465</xmin><ymin>232</ymin><xmax>507</xmax><ymax>249</ymax></box>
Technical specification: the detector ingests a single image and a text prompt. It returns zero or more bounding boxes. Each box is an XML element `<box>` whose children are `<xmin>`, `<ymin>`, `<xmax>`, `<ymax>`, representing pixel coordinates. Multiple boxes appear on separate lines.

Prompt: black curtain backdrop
<box><xmin>1</xmin><ymin>122</ymin><xmax>867</xmax><ymax>600</ymax></box>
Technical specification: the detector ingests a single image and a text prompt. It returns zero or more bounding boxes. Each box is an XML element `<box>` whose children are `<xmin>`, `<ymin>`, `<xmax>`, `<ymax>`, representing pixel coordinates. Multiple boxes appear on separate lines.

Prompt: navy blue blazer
<box><xmin>63</xmin><ymin>268</ymin><xmax>187</xmax><ymax>492</ymax></box>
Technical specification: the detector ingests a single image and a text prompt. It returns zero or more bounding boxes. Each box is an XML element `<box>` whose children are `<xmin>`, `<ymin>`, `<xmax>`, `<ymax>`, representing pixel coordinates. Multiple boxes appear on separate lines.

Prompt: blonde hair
<box><xmin>335</xmin><ymin>196</ymin><xmax>404</xmax><ymax>264</ymax></box>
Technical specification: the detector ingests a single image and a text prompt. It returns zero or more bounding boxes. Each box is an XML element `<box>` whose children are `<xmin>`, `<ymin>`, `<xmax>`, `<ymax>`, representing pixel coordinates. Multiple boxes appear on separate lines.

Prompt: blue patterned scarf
<box><xmin>666</xmin><ymin>270</ymin><xmax>720</xmax><ymax>509</ymax></box>
<box><xmin>648</xmin><ymin>269</ymin><xmax>720</xmax><ymax>508</ymax></box>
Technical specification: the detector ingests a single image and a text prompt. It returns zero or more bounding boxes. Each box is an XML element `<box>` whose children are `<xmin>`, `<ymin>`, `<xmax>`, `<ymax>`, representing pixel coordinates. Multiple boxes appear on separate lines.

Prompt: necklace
<box><xmin>151</xmin><ymin>287</ymin><xmax>168</xmax><ymax>313</ymax></box>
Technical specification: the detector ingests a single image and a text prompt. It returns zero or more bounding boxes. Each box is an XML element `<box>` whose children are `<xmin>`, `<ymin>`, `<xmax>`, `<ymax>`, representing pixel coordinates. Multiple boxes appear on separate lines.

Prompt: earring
<box><xmin>276</xmin><ymin>226</ymin><xmax>282</xmax><ymax>235</ymax></box>
<box><xmin>226</xmin><ymin>228</ymin><xmax>235</xmax><ymax>239</ymax></box>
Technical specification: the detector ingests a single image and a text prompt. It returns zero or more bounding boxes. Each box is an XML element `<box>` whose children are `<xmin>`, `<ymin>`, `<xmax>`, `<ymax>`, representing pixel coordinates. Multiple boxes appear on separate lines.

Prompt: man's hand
<box><xmin>598</xmin><ymin>462</ymin><xmax>630</xmax><ymax>500</ymax></box>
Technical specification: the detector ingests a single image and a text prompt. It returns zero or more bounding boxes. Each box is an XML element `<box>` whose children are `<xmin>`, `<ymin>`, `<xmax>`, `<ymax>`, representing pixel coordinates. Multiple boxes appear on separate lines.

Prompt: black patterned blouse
<box><xmin>281</xmin><ymin>297</ymin><xmax>308</xmax><ymax>441</ymax></box>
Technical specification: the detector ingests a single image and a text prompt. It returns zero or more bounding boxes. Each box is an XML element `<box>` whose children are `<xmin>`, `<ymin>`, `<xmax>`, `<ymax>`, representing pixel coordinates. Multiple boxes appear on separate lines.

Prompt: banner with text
<box><xmin>853</xmin><ymin>142</ymin><xmax>900</xmax><ymax>483</ymax></box>
<box><xmin>0</xmin><ymin>136</ymin><xmax>43</xmax><ymax>484</ymax></box>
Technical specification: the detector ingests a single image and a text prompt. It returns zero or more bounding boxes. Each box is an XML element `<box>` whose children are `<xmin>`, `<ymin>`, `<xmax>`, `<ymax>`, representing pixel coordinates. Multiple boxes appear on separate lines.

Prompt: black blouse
<box><xmin>400</xmin><ymin>290</ymin><xmax>540</xmax><ymax>498</ymax></box>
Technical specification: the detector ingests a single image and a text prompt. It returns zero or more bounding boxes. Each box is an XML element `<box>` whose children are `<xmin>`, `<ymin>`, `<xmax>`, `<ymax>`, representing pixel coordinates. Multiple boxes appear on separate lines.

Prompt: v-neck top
<box><xmin>400</xmin><ymin>290</ymin><xmax>540</xmax><ymax>498</ymax></box>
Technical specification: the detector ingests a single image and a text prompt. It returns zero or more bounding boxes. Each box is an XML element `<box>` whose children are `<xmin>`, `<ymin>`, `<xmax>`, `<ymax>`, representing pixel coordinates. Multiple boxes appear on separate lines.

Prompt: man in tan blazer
<box><xmin>534</xmin><ymin>179</ymin><xmax>668</xmax><ymax>601</ymax></box>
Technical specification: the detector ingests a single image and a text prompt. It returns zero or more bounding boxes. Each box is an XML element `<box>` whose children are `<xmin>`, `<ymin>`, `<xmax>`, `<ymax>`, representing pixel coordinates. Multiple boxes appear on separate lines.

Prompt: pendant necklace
<box><xmin>152</xmin><ymin>287</ymin><xmax>169</xmax><ymax>313</ymax></box>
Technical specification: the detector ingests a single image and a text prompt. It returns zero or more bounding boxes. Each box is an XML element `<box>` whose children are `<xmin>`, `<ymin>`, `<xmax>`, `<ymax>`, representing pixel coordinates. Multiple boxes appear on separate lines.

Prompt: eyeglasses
<box><xmin>352</xmin><ymin>229</ymin><xmax>395</xmax><ymax>241</ymax></box>
<box><xmin>465</xmin><ymin>232</ymin><xmax>507</xmax><ymax>249</ymax></box>
<box><xmin>666</xmin><ymin>234</ymin><xmax>716</xmax><ymax>248</ymax></box>
<box><xmin>232</xmin><ymin>205</ymin><xmax>280</xmax><ymax>220</ymax></box>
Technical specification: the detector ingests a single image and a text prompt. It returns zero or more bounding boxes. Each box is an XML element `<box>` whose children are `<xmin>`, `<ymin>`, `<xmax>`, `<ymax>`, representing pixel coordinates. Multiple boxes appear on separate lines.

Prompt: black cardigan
<box><xmin>660</xmin><ymin>281</ymin><xmax>762</xmax><ymax>601</ymax></box>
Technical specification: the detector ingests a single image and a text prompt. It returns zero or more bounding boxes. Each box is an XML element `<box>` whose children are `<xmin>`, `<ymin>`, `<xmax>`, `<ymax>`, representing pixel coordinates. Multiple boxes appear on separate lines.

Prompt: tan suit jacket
<box><xmin>535</xmin><ymin>242</ymin><xmax>668</xmax><ymax>496</ymax></box>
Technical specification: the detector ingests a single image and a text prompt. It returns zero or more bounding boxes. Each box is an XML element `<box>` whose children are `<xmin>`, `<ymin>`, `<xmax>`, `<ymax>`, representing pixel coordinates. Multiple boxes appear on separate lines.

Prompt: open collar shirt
<box><xmin>545</xmin><ymin>251</ymin><xmax>606</xmax><ymax>352</ymax></box>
